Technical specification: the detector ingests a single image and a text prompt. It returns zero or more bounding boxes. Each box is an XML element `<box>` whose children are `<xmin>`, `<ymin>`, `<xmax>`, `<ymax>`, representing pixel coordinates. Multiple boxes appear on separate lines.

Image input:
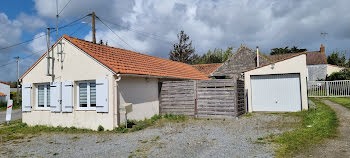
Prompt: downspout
<box><xmin>256</xmin><ymin>46</ymin><xmax>259</xmax><ymax>67</ymax></box>
<box><xmin>113</xmin><ymin>73</ymin><xmax>121</xmax><ymax>128</ymax></box>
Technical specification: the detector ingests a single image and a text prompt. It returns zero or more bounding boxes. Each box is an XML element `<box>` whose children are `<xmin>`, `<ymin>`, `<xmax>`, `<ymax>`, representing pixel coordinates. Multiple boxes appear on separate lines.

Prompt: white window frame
<box><xmin>35</xmin><ymin>83</ymin><xmax>50</xmax><ymax>111</ymax></box>
<box><xmin>76</xmin><ymin>81</ymin><xmax>96</xmax><ymax>111</ymax></box>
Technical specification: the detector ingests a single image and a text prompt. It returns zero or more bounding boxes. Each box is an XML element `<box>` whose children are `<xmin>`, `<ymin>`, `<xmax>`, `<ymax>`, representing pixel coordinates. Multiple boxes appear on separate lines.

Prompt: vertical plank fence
<box><xmin>308</xmin><ymin>80</ymin><xmax>350</xmax><ymax>97</ymax></box>
<box><xmin>160</xmin><ymin>79</ymin><xmax>246</xmax><ymax>118</ymax></box>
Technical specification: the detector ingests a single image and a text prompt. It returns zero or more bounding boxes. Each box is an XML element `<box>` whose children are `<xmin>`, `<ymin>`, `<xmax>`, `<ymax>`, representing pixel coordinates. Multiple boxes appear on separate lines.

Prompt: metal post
<box><xmin>46</xmin><ymin>28</ymin><xmax>51</xmax><ymax>76</ymax></box>
<box><xmin>16</xmin><ymin>57</ymin><xmax>19</xmax><ymax>104</ymax></box>
<box><xmin>92</xmin><ymin>12</ymin><xmax>96</xmax><ymax>44</ymax></box>
<box><xmin>256</xmin><ymin>46</ymin><xmax>259</xmax><ymax>67</ymax></box>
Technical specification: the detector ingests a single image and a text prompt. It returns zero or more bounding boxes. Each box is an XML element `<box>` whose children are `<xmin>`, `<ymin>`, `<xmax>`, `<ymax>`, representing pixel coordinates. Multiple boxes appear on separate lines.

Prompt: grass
<box><xmin>271</xmin><ymin>98</ymin><xmax>338</xmax><ymax>157</ymax></box>
<box><xmin>113</xmin><ymin>113</ymin><xmax>186</xmax><ymax>133</ymax></box>
<box><xmin>327</xmin><ymin>97</ymin><xmax>350</xmax><ymax>109</ymax></box>
<box><xmin>0</xmin><ymin>114</ymin><xmax>186</xmax><ymax>142</ymax></box>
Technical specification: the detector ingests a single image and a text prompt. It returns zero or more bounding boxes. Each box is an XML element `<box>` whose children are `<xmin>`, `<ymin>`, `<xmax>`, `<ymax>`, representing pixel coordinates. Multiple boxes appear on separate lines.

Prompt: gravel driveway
<box><xmin>0</xmin><ymin>113</ymin><xmax>299</xmax><ymax>158</ymax></box>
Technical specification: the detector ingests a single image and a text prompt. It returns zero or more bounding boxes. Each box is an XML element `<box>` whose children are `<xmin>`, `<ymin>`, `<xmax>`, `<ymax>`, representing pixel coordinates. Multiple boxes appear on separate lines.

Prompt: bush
<box><xmin>0</xmin><ymin>102</ymin><xmax>6</xmax><ymax>108</ymax></box>
<box><xmin>97</xmin><ymin>125</ymin><xmax>104</xmax><ymax>132</ymax></box>
<box><xmin>327</xmin><ymin>69</ymin><xmax>350</xmax><ymax>81</ymax></box>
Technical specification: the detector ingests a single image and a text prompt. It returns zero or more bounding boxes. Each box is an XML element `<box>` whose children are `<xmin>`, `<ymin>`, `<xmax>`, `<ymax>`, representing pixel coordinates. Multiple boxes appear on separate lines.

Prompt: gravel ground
<box><xmin>297</xmin><ymin>100</ymin><xmax>350</xmax><ymax>158</ymax></box>
<box><xmin>0</xmin><ymin>113</ymin><xmax>299</xmax><ymax>158</ymax></box>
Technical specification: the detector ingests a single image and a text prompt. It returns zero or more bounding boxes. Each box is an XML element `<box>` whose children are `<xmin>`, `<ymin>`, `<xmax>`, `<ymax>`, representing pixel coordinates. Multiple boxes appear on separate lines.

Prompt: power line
<box><xmin>97</xmin><ymin>17</ymin><xmax>137</xmax><ymax>52</ymax></box>
<box><xmin>58</xmin><ymin>0</ymin><xmax>73</xmax><ymax>16</ymax></box>
<box><xmin>98</xmin><ymin>17</ymin><xmax>174</xmax><ymax>45</ymax></box>
<box><xmin>0</xmin><ymin>49</ymin><xmax>45</xmax><ymax>68</ymax></box>
<box><xmin>69</xmin><ymin>20</ymin><xmax>91</xmax><ymax>36</ymax></box>
<box><xmin>0</xmin><ymin>15</ymin><xmax>89</xmax><ymax>52</ymax></box>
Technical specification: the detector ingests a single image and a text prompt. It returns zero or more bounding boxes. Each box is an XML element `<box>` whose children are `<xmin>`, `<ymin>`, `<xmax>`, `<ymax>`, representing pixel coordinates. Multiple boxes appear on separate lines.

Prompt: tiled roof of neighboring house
<box><xmin>244</xmin><ymin>53</ymin><xmax>306</xmax><ymax>72</ymax></box>
<box><xmin>268</xmin><ymin>51</ymin><xmax>327</xmax><ymax>65</ymax></box>
<box><xmin>21</xmin><ymin>35</ymin><xmax>209</xmax><ymax>80</ymax></box>
<box><xmin>192</xmin><ymin>63</ymin><xmax>222</xmax><ymax>77</ymax></box>
<box><xmin>0</xmin><ymin>81</ymin><xmax>10</xmax><ymax>86</ymax></box>
<box><xmin>0</xmin><ymin>92</ymin><xmax>6</xmax><ymax>96</ymax></box>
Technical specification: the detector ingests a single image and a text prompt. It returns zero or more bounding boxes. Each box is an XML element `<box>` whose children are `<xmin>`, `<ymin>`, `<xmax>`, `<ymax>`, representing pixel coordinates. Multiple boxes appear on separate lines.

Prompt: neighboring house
<box><xmin>269</xmin><ymin>45</ymin><xmax>328</xmax><ymax>81</ymax></box>
<box><xmin>211</xmin><ymin>46</ymin><xmax>270</xmax><ymax>78</ymax></box>
<box><xmin>326</xmin><ymin>64</ymin><xmax>347</xmax><ymax>76</ymax></box>
<box><xmin>192</xmin><ymin>63</ymin><xmax>222</xmax><ymax>78</ymax></box>
<box><xmin>20</xmin><ymin>35</ymin><xmax>208</xmax><ymax>130</ymax></box>
<box><xmin>244</xmin><ymin>53</ymin><xmax>308</xmax><ymax>112</ymax></box>
<box><xmin>0</xmin><ymin>81</ymin><xmax>10</xmax><ymax>102</ymax></box>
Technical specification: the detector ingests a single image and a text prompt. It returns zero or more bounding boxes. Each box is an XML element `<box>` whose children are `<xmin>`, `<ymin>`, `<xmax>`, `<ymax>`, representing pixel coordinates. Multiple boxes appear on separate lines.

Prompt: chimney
<box><xmin>320</xmin><ymin>44</ymin><xmax>325</xmax><ymax>53</ymax></box>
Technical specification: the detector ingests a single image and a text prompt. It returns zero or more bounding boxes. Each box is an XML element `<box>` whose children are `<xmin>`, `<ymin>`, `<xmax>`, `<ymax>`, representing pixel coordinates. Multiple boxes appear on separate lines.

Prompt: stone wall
<box><xmin>307</xmin><ymin>64</ymin><xmax>327</xmax><ymax>81</ymax></box>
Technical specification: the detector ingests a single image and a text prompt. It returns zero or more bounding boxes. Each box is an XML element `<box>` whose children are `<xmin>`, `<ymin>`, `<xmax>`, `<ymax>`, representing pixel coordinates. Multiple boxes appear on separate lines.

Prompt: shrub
<box><xmin>97</xmin><ymin>125</ymin><xmax>104</xmax><ymax>132</ymax></box>
<box><xmin>0</xmin><ymin>102</ymin><xmax>7</xmax><ymax>108</ymax></box>
<box><xmin>327</xmin><ymin>69</ymin><xmax>350</xmax><ymax>81</ymax></box>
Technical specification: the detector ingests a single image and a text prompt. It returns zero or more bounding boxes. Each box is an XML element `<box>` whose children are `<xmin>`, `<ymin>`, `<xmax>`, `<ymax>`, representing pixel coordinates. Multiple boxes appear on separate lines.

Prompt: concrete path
<box><xmin>306</xmin><ymin>100</ymin><xmax>350</xmax><ymax>158</ymax></box>
<box><xmin>0</xmin><ymin>109</ymin><xmax>22</xmax><ymax>124</ymax></box>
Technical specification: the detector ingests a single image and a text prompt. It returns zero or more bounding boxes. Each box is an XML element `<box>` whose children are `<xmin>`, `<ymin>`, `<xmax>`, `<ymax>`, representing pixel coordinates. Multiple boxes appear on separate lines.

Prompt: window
<box><xmin>36</xmin><ymin>84</ymin><xmax>50</xmax><ymax>110</ymax></box>
<box><xmin>77</xmin><ymin>81</ymin><xmax>96</xmax><ymax>110</ymax></box>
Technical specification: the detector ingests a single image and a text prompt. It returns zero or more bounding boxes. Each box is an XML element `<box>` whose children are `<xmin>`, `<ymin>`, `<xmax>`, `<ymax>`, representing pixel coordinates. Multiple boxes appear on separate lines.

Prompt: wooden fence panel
<box><xmin>160</xmin><ymin>79</ymin><xmax>246</xmax><ymax>118</ymax></box>
<box><xmin>160</xmin><ymin>80</ymin><xmax>195</xmax><ymax>116</ymax></box>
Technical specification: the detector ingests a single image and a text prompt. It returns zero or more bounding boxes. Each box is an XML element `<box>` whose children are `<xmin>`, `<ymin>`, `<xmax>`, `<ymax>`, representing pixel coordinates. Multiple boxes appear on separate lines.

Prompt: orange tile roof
<box><xmin>192</xmin><ymin>63</ymin><xmax>222</xmax><ymax>77</ymax></box>
<box><xmin>0</xmin><ymin>92</ymin><xmax>6</xmax><ymax>96</ymax></box>
<box><xmin>0</xmin><ymin>81</ymin><xmax>10</xmax><ymax>85</ymax></box>
<box><xmin>268</xmin><ymin>51</ymin><xmax>327</xmax><ymax>65</ymax></box>
<box><xmin>21</xmin><ymin>35</ymin><xmax>209</xmax><ymax>80</ymax></box>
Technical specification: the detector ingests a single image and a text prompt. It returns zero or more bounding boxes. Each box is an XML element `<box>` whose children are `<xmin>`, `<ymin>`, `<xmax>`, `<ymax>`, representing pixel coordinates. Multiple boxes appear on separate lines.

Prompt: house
<box><xmin>192</xmin><ymin>63</ymin><xmax>222</xmax><ymax>78</ymax></box>
<box><xmin>20</xmin><ymin>35</ymin><xmax>208</xmax><ymax>130</ymax></box>
<box><xmin>268</xmin><ymin>44</ymin><xmax>329</xmax><ymax>81</ymax></box>
<box><xmin>210</xmin><ymin>46</ymin><xmax>270</xmax><ymax>78</ymax></box>
<box><xmin>209</xmin><ymin>46</ymin><xmax>308</xmax><ymax>112</ymax></box>
<box><xmin>326</xmin><ymin>64</ymin><xmax>347</xmax><ymax>76</ymax></box>
<box><xmin>244</xmin><ymin>53</ymin><xmax>308</xmax><ymax>112</ymax></box>
<box><xmin>0</xmin><ymin>81</ymin><xmax>10</xmax><ymax>102</ymax></box>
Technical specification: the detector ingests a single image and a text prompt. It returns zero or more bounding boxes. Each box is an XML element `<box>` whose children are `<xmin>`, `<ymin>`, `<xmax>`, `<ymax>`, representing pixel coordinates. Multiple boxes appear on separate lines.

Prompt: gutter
<box><xmin>113</xmin><ymin>73</ymin><xmax>122</xmax><ymax>128</ymax></box>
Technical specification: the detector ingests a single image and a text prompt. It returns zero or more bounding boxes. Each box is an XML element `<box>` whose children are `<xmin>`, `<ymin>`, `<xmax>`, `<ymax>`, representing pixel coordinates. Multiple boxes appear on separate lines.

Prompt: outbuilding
<box><xmin>244</xmin><ymin>53</ymin><xmax>308</xmax><ymax>112</ymax></box>
<box><xmin>20</xmin><ymin>35</ymin><xmax>208</xmax><ymax>130</ymax></box>
<box><xmin>0</xmin><ymin>81</ymin><xmax>10</xmax><ymax>102</ymax></box>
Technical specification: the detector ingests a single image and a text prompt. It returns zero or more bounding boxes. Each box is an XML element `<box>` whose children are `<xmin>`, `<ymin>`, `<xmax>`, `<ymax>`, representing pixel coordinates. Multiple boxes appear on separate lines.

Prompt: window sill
<box><xmin>76</xmin><ymin>108</ymin><xmax>96</xmax><ymax>111</ymax></box>
<box><xmin>35</xmin><ymin>108</ymin><xmax>51</xmax><ymax>111</ymax></box>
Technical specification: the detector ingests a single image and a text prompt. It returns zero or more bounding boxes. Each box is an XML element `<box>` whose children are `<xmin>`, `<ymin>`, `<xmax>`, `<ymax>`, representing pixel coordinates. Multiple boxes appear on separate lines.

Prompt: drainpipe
<box><xmin>256</xmin><ymin>46</ymin><xmax>259</xmax><ymax>67</ymax></box>
<box><xmin>113</xmin><ymin>73</ymin><xmax>121</xmax><ymax>128</ymax></box>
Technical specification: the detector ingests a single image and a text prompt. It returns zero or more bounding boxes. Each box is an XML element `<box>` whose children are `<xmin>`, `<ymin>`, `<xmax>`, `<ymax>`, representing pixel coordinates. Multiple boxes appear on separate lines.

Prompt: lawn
<box><xmin>0</xmin><ymin>114</ymin><xmax>186</xmax><ymax>143</ymax></box>
<box><xmin>327</xmin><ymin>97</ymin><xmax>350</xmax><ymax>109</ymax></box>
<box><xmin>271</xmin><ymin>98</ymin><xmax>338</xmax><ymax>157</ymax></box>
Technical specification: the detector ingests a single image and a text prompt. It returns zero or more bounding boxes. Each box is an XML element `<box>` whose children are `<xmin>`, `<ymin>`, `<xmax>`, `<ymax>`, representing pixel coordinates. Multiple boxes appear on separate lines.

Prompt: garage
<box><xmin>251</xmin><ymin>74</ymin><xmax>301</xmax><ymax>112</ymax></box>
<box><xmin>244</xmin><ymin>53</ymin><xmax>308</xmax><ymax>112</ymax></box>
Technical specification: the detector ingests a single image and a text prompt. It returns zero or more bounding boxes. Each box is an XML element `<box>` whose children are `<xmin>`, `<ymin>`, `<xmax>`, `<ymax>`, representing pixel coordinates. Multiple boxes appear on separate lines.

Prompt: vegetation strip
<box><xmin>327</xmin><ymin>97</ymin><xmax>350</xmax><ymax>109</ymax></box>
<box><xmin>0</xmin><ymin>114</ymin><xmax>186</xmax><ymax>142</ymax></box>
<box><xmin>271</xmin><ymin>98</ymin><xmax>338</xmax><ymax>157</ymax></box>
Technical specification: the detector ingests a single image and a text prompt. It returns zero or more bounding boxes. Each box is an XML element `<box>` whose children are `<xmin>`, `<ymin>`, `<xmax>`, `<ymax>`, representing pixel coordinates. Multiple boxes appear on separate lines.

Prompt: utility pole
<box><xmin>56</xmin><ymin>0</ymin><xmax>59</xmax><ymax>40</ymax></box>
<box><xmin>15</xmin><ymin>56</ymin><xmax>19</xmax><ymax>104</ymax></box>
<box><xmin>91</xmin><ymin>12</ymin><xmax>96</xmax><ymax>44</ymax></box>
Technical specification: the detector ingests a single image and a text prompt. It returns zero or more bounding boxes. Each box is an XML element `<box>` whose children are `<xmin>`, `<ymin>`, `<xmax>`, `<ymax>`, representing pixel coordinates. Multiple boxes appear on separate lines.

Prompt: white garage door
<box><xmin>251</xmin><ymin>74</ymin><xmax>301</xmax><ymax>112</ymax></box>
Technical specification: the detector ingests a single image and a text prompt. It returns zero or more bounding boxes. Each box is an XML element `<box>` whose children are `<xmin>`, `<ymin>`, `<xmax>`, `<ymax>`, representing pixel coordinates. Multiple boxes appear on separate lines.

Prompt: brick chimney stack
<box><xmin>320</xmin><ymin>44</ymin><xmax>325</xmax><ymax>53</ymax></box>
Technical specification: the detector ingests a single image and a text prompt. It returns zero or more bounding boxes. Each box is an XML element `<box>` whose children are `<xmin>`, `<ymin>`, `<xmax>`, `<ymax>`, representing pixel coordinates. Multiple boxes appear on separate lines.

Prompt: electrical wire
<box><xmin>0</xmin><ymin>49</ymin><xmax>45</xmax><ymax>68</ymax></box>
<box><xmin>98</xmin><ymin>17</ymin><xmax>174</xmax><ymax>45</ymax></box>
<box><xmin>0</xmin><ymin>15</ymin><xmax>89</xmax><ymax>52</ymax></box>
<box><xmin>58</xmin><ymin>0</ymin><xmax>73</xmax><ymax>16</ymax></box>
<box><xmin>96</xmin><ymin>17</ymin><xmax>137</xmax><ymax>52</ymax></box>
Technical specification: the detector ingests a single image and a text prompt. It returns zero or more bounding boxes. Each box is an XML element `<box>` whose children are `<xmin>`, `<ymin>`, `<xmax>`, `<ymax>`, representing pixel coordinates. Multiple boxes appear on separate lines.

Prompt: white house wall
<box><xmin>244</xmin><ymin>54</ymin><xmax>308</xmax><ymax>112</ymax></box>
<box><xmin>327</xmin><ymin>64</ymin><xmax>344</xmax><ymax>76</ymax></box>
<box><xmin>21</xmin><ymin>38</ymin><xmax>116</xmax><ymax>130</ymax></box>
<box><xmin>118</xmin><ymin>77</ymin><xmax>159</xmax><ymax>123</ymax></box>
<box><xmin>0</xmin><ymin>83</ymin><xmax>10</xmax><ymax>102</ymax></box>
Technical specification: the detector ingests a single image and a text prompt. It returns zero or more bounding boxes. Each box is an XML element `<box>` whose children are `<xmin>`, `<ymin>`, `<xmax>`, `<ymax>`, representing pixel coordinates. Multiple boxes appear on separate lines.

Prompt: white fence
<box><xmin>308</xmin><ymin>80</ymin><xmax>350</xmax><ymax>97</ymax></box>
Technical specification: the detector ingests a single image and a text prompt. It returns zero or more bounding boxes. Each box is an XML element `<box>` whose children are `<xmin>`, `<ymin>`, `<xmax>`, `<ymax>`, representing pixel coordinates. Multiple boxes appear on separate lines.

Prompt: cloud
<box><xmin>2</xmin><ymin>0</ymin><xmax>350</xmax><ymax>81</ymax></box>
<box><xmin>17</xmin><ymin>13</ymin><xmax>46</xmax><ymax>32</ymax></box>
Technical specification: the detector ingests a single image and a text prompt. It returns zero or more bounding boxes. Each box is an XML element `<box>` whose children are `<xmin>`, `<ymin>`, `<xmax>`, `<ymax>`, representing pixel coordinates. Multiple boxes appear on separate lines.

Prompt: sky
<box><xmin>0</xmin><ymin>0</ymin><xmax>350</xmax><ymax>81</ymax></box>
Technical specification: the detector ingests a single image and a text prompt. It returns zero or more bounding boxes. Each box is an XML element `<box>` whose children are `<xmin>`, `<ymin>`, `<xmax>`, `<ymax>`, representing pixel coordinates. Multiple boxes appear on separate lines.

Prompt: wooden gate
<box><xmin>159</xmin><ymin>79</ymin><xmax>245</xmax><ymax>118</ymax></box>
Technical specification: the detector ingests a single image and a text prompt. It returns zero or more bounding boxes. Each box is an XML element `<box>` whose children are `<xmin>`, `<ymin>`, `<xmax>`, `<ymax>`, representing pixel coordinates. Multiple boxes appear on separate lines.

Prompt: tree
<box><xmin>270</xmin><ymin>46</ymin><xmax>307</xmax><ymax>55</ymax></box>
<box><xmin>327</xmin><ymin>51</ymin><xmax>346</xmax><ymax>67</ymax></box>
<box><xmin>194</xmin><ymin>46</ymin><xmax>234</xmax><ymax>64</ymax></box>
<box><xmin>169</xmin><ymin>30</ymin><xmax>196</xmax><ymax>64</ymax></box>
